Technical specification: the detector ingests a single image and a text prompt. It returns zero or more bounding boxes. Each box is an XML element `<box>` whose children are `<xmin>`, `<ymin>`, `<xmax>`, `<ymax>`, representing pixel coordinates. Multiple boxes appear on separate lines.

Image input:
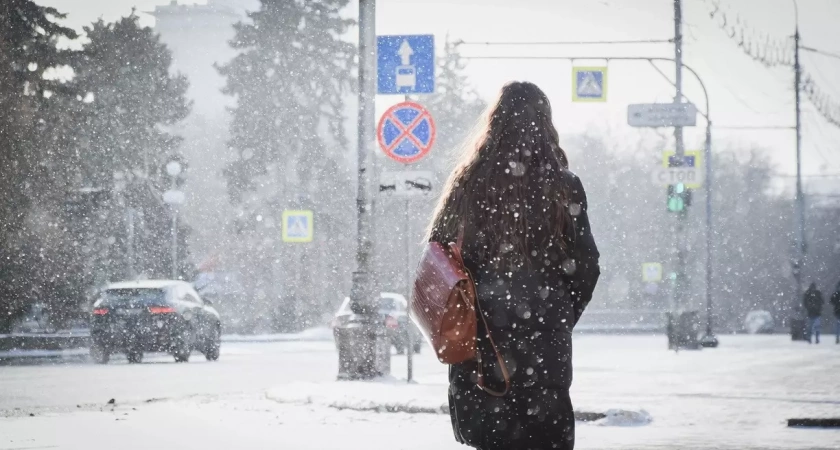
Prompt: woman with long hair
<box><xmin>427</xmin><ymin>81</ymin><xmax>600</xmax><ymax>450</ymax></box>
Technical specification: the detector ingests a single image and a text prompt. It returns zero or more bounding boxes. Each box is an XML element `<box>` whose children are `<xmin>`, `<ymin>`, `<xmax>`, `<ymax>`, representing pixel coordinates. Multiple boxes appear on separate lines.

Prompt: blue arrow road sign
<box><xmin>377</xmin><ymin>35</ymin><xmax>435</xmax><ymax>95</ymax></box>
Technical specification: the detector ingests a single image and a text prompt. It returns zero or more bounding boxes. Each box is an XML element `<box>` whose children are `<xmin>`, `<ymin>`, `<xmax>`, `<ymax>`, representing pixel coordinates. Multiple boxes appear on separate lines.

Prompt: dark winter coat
<box><xmin>830</xmin><ymin>286</ymin><xmax>840</xmax><ymax>319</ymax></box>
<box><xmin>803</xmin><ymin>286</ymin><xmax>824</xmax><ymax>319</ymax></box>
<box><xmin>447</xmin><ymin>172</ymin><xmax>600</xmax><ymax>450</ymax></box>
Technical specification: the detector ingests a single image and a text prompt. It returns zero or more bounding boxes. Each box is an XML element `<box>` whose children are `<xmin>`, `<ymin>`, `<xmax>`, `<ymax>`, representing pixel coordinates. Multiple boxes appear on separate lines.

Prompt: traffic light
<box><xmin>667</xmin><ymin>183</ymin><xmax>692</xmax><ymax>212</ymax></box>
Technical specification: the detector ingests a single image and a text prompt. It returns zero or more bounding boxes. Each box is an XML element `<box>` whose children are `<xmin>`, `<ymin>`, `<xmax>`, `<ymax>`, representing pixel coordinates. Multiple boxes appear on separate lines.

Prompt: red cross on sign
<box><xmin>376</xmin><ymin>101</ymin><xmax>435</xmax><ymax>164</ymax></box>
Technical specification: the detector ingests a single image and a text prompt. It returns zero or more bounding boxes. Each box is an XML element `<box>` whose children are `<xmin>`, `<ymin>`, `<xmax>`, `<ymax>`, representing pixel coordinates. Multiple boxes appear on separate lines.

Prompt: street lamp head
<box><xmin>166</xmin><ymin>161</ymin><xmax>183</xmax><ymax>177</ymax></box>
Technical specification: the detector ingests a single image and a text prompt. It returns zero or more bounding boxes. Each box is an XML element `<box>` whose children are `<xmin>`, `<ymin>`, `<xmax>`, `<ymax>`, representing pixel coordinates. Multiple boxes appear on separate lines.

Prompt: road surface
<box><xmin>1</xmin><ymin>335</ymin><xmax>838</xmax><ymax>450</ymax></box>
<box><xmin>0</xmin><ymin>341</ymin><xmax>346</xmax><ymax>414</ymax></box>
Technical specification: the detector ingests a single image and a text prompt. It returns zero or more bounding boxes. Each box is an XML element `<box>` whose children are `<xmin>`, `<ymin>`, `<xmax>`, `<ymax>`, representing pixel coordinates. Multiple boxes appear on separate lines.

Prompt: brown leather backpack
<box><xmin>410</xmin><ymin>231</ymin><xmax>510</xmax><ymax>396</ymax></box>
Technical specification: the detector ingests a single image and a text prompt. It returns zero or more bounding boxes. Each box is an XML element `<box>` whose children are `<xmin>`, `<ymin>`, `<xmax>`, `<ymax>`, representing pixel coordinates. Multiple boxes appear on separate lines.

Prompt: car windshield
<box><xmin>100</xmin><ymin>289</ymin><xmax>166</xmax><ymax>307</ymax></box>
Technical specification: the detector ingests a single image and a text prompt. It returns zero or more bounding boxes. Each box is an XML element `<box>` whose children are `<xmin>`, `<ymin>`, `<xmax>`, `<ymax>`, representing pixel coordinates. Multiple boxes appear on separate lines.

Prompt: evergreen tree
<box><xmin>64</xmin><ymin>14</ymin><xmax>192</xmax><ymax>288</ymax></box>
<box><xmin>218</xmin><ymin>0</ymin><xmax>356</xmax><ymax>331</ymax></box>
<box><xmin>0</xmin><ymin>1</ymin><xmax>77</xmax><ymax>331</ymax></box>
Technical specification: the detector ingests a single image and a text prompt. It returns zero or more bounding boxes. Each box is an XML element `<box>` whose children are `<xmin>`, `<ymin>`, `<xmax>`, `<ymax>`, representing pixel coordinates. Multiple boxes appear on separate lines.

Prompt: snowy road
<box><xmin>1</xmin><ymin>335</ymin><xmax>839</xmax><ymax>449</ymax></box>
<box><xmin>0</xmin><ymin>341</ymin><xmax>344</xmax><ymax>413</ymax></box>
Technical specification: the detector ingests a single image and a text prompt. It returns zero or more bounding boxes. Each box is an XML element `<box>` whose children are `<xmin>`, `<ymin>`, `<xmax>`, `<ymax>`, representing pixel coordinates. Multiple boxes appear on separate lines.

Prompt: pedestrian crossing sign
<box><xmin>572</xmin><ymin>67</ymin><xmax>608</xmax><ymax>102</ymax></box>
<box><xmin>642</xmin><ymin>262</ymin><xmax>663</xmax><ymax>282</ymax></box>
<box><xmin>282</xmin><ymin>210</ymin><xmax>314</xmax><ymax>243</ymax></box>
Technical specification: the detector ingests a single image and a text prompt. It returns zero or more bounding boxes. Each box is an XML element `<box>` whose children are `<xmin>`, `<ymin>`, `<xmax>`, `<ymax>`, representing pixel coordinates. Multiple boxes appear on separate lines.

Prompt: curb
<box><xmin>788</xmin><ymin>418</ymin><xmax>840</xmax><ymax>428</ymax></box>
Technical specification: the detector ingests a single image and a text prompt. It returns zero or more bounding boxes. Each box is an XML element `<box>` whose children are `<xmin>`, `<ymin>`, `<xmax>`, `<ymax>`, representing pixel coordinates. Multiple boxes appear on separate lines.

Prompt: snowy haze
<box><xmin>41</xmin><ymin>0</ymin><xmax>840</xmax><ymax>181</ymax></box>
<box><xmin>30</xmin><ymin>0</ymin><xmax>840</xmax><ymax>334</ymax></box>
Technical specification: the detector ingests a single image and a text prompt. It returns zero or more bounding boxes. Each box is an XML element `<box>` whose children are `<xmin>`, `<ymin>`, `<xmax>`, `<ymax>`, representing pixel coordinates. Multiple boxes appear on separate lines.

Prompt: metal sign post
<box><xmin>376</xmin><ymin>108</ymin><xmax>436</xmax><ymax>383</ymax></box>
<box><xmin>405</xmin><ymin>196</ymin><xmax>413</xmax><ymax>383</ymax></box>
<box><xmin>376</xmin><ymin>34</ymin><xmax>436</xmax><ymax>381</ymax></box>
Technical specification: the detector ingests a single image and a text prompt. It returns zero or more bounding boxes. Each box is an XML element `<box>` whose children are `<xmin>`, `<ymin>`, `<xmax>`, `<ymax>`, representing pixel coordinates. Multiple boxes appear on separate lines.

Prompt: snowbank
<box><xmin>595</xmin><ymin>408</ymin><xmax>653</xmax><ymax>426</ymax></box>
<box><xmin>266</xmin><ymin>380</ymin><xmax>448</xmax><ymax>414</ymax></box>
<box><xmin>266</xmin><ymin>380</ymin><xmax>651</xmax><ymax>426</ymax></box>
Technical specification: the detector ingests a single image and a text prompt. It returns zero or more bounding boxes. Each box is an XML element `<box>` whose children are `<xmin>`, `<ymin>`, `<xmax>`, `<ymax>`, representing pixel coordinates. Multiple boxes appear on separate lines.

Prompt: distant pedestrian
<box><xmin>428</xmin><ymin>82</ymin><xmax>600</xmax><ymax>450</ymax></box>
<box><xmin>830</xmin><ymin>281</ymin><xmax>840</xmax><ymax>344</ymax></box>
<box><xmin>803</xmin><ymin>282</ymin><xmax>824</xmax><ymax>344</ymax></box>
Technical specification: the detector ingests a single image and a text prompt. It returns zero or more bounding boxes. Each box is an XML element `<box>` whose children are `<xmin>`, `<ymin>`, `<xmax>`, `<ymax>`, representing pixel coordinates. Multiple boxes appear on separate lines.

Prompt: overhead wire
<box><xmin>804</xmin><ymin>110</ymin><xmax>840</xmax><ymax>168</ymax></box>
<box><xmin>457</xmin><ymin>39</ymin><xmax>673</xmax><ymax>46</ymax></box>
<box><xmin>700</xmin><ymin>0</ymin><xmax>840</xmax><ymax>130</ymax></box>
<box><xmin>801</xmin><ymin>46</ymin><xmax>840</xmax><ymax>62</ymax></box>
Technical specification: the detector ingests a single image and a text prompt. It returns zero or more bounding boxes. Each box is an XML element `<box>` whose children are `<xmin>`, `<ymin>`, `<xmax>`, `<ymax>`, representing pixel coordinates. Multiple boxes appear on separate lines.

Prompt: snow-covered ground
<box><xmin>1</xmin><ymin>334</ymin><xmax>838</xmax><ymax>449</ymax></box>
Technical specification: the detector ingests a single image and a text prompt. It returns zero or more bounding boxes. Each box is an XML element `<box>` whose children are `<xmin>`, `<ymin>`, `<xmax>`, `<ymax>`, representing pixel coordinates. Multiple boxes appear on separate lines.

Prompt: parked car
<box><xmin>89</xmin><ymin>280</ymin><xmax>221</xmax><ymax>364</ymax></box>
<box><xmin>332</xmin><ymin>292</ymin><xmax>422</xmax><ymax>354</ymax></box>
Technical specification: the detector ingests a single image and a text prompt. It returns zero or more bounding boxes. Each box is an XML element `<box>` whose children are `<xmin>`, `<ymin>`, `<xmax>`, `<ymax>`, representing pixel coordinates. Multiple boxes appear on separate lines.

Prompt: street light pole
<box><xmin>670</xmin><ymin>0</ymin><xmax>694</xmax><ymax>349</ymax></box>
<box><xmin>673</xmin><ymin>0</ymin><xmax>685</xmax><ymax>160</ymax></box>
<box><xmin>338</xmin><ymin>0</ymin><xmax>389</xmax><ymax>380</ymax></box>
<box><xmin>700</xmin><ymin>120</ymin><xmax>718</xmax><ymax>347</ymax></box>
<box><xmin>171</xmin><ymin>177</ymin><xmax>178</xmax><ymax>280</ymax></box>
<box><xmin>164</xmin><ymin>161</ymin><xmax>183</xmax><ymax>280</ymax></box>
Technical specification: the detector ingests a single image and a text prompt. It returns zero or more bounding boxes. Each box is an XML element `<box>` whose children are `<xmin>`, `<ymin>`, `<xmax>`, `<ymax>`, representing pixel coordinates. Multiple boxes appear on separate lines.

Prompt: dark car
<box><xmin>90</xmin><ymin>280</ymin><xmax>221</xmax><ymax>364</ymax></box>
<box><xmin>332</xmin><ymin>292</ymin><xmax>422</xmax><ymax>354</ymax></box>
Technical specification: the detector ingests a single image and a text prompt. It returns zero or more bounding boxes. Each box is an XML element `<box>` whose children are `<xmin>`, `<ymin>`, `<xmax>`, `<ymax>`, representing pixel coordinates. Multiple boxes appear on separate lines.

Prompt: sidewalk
<box><xmin>1</xmin><ymin>388</ymin><xmax>835</xmax><ymax>450</ymax></box>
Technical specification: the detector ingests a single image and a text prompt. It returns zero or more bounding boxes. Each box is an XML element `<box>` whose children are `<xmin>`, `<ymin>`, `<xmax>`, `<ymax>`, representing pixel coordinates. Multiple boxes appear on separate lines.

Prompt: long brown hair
<box><xmin>427</xmin><ymin>81</ymin><xmax>572</xmax><ymax>268</ymax></box>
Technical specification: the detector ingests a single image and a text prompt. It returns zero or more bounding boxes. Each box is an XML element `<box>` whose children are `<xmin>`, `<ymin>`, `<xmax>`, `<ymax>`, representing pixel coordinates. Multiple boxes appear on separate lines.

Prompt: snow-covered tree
<box><xmin>218</xmin><ymin>0</ymin><xmax>356</xmax><ymax>331</ymax></box>
<box><xmin>61</xmin><ymin>14</ymin><xmax>192</xmax><ymax>290</ymax></box>
<box><xmin>0</xmin><ymin>0</ymin><xmax>77</xmax><ymax>331</ymax></box>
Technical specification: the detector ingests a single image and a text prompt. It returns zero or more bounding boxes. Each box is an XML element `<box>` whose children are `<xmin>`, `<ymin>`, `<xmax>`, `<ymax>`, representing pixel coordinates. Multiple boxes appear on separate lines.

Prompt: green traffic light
<box><xmin>668</xmin><ymin>196</ymin><xmax>685</xmax><ymax>212</ymax></box>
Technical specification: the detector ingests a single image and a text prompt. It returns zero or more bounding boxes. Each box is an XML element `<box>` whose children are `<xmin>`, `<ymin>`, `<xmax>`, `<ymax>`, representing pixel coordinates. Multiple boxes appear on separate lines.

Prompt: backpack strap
<box><xmin>457</xmin><ymin>222</ymin><xmax>510</xmax><ymax>397</ymax></box>
<box><xmin>475</xmin><ymin>294</ymin><xmax>511</xmax><ymax>397</ymax></box>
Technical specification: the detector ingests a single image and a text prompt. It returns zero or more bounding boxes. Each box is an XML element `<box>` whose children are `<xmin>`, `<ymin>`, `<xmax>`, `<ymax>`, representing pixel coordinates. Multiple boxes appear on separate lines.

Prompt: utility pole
<box><xmin>338</xmin><ymin>0</ymin><xmax>389</xmax><ymax>380</ymax></box>
<box><xmin>127</xmin><ymin>208</ymin><xmax>136</xmax><ymax>279</ymax></box>
<box><xmin>674</xmin><ymin>0</ymin><xmax>685</xmax><ymax>161</ymax></box>
<box><xmin>700</xmin><ymin>120</ymin><xmax>718</xmax><ymax>347</ymax></box>
<box><xmin>670</xmin><ymin>0</ymin><xmax>700</xmax><ymax>349</ymax></box>
<box><xmin>164</xmin><ymin>161</ymin><xmax>183</xmax><ymax>280</ymax></box>
<box><xmin>792</xmin><ymin>2</ymin><xmax>806</xmax><ymax>311</ymax></box>
<box><xmin>170</xmin><ymin>176</ymin><xmax>178</xmax><ymax>280</ymax></box>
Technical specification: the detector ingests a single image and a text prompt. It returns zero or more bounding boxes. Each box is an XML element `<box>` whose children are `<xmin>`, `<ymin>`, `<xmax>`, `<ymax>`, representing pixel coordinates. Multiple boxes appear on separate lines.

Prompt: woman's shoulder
<box><xmin>560</xmin><ymin>169</ymin><xmax>587</xmax><ymax>199</ymax></box>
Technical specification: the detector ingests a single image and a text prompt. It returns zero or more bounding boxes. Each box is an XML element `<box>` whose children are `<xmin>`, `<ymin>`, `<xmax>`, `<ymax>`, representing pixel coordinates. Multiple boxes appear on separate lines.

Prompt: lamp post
<box><xmin>164</xmin><ymin>161</ymin><xmax>184</xmax><ymax>280</ymax></box>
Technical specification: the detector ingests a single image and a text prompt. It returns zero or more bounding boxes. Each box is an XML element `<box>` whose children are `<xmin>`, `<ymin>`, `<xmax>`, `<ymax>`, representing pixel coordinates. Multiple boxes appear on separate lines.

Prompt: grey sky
<box><xmin>37</xmin><ymin>0</ymin><xmax>840</xmax><ymax>192</ymax></box>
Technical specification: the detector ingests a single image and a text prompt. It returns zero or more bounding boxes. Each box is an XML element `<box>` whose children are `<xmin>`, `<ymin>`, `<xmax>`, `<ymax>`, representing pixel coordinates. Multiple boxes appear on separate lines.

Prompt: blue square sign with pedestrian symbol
<box><xmin>377</xmin><ymin>35</ymin><xmax>435</xmax><ymax>95</ymax></box>
<box><xmin>282</xmin><ymin>210</ymin><xmax>313</xmax><ymax>243</ymax></box>
<box><xmin>572</xmin><ymin>66</ymin><xmax>607</xmax><ymax>102</ymax></box>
